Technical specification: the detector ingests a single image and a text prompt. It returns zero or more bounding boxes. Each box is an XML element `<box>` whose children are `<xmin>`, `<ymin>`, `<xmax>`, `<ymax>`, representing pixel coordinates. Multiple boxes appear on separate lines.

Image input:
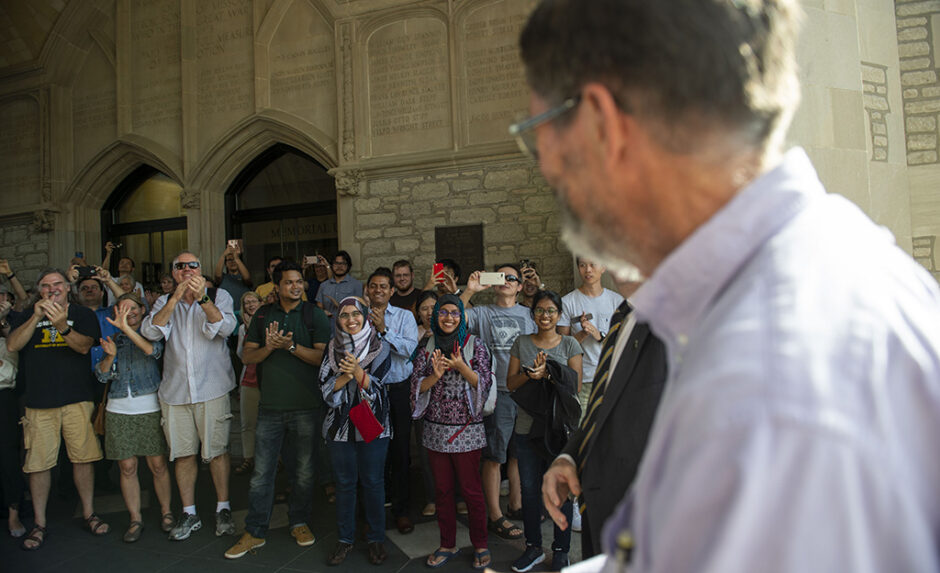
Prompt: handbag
<box><xmin>348</xmin><ymin>375</ymin><xmax>384</xmax><ymax>442</ymax></box>
<box><xmin>93</xmin><ymin>380</ymin><xmax>110</xmax><ymax>436</ymax></box>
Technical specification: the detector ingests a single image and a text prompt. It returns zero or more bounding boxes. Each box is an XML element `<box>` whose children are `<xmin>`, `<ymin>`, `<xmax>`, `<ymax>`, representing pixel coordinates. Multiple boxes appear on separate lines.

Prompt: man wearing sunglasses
<box><xmin>518</xmin><ymin>1</ymin><xmax>940</xmax><ymax>572</ymax></box>
<box><xmin>142</xmin><ymin>251</ymin><xmax>238</xmax><ymax>542</ymax></box>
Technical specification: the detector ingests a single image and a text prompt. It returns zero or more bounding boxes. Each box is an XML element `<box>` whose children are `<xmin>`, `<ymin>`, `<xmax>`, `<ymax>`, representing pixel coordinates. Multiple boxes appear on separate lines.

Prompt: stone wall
<box><xmin>354</xmin><ymin>161</ymin><xmax>574</xmax><ymax>296</ymax></box>
<box><xmin>0</xmin><ymin>219</ymin><xmax>50</xmax><ymax>286</ymax></box>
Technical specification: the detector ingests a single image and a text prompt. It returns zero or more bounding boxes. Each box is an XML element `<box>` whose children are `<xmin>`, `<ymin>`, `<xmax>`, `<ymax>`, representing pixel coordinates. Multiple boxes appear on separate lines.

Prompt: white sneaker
<box><xmin>571</xmin><ymin>504</ymin><xmax>582</xmax><ymax>532</ymax></box>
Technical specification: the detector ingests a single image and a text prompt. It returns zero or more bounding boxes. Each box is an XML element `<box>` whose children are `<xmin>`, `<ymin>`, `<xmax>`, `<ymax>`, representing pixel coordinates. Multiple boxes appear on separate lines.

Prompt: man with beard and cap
<box><xmin>517</xmin><ymin>0</ymin><xmax>940</xmax><ymax>572</ymax></box>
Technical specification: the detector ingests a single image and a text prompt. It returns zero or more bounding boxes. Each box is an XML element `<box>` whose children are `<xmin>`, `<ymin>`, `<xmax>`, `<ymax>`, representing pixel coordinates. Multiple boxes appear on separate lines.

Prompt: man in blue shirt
<box><xmin>365</xmin><ymin>267</ymin><xmax>418</xmax><ymax>534</ymax></box>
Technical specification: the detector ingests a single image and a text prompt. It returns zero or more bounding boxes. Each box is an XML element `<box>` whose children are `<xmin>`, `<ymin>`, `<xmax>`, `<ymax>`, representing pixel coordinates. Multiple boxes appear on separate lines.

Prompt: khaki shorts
<box><xmin>22</xmin><ymin>402</ymin><xmax>103</xmax><ymax>473</ymax></box>
<box><xmin>161</xmin><ymin>394</ymin><xmax>232</xmax><ymax>462</ymax></box>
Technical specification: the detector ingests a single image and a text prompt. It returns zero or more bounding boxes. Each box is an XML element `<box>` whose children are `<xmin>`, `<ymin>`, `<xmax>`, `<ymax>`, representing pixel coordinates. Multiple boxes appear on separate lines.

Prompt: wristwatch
<box><xmin>60</xmin><ymin>326</ymin><xmax>72</xmax><ymax>337</ymax></box>
<box><xmin>288</xmin><ymin>342</ymin><xmax>297</xmax><ymax>354</ymax></box>
<box><xmin>197</xmin><ymin>294</ymin><xmax>210</xmax><ymax>305</ymax></box>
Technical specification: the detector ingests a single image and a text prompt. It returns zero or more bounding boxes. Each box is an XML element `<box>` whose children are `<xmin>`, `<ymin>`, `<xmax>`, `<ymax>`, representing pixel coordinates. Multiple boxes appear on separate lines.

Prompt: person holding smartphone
<box><xmin>214</xmin><ymin>241</ymin><xmax>252</xmax><ymax>311</ymax></box>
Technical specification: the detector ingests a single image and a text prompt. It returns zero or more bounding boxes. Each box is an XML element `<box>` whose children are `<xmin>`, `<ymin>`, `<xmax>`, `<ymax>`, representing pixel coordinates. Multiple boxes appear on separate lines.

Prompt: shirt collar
<box><xmin>632</xmin><ymin>147</ymin><xmax>820</xmax><ymax>343</ymax></box>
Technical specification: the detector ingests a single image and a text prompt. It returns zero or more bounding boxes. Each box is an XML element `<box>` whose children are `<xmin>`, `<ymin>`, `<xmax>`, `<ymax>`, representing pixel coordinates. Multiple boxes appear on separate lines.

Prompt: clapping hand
<box><xmin>529</xmin><ymin>351</ymin><xmax>548</xmax><ymax>380</ymax></box>
<box><xmin>264</xmin><ymin>320</ymin><xmax>293</xmax><ymax>350</ymax></box>
<box><xmin>187</xmin><ymin>275</ymin><xmax>206</xmax><ymax>298</ymax></box>
<box><xmin>100</xmin><ymin>335</ymin><xmax>117</xmax><ymax>357</ymax></box>
<box><xmin>430</xmin><ymin>349</ymin><xmax>447</xmax><ymax>379</ymax></box>
<box><xmin>339</xmin><ymin>352</ymin><xmax>364</xmax><ymax>382</ymax></box>
<box><xmin>42</xmin><ymin>300</ymin><xmax>69</xmax><ymax>332</ymax></box>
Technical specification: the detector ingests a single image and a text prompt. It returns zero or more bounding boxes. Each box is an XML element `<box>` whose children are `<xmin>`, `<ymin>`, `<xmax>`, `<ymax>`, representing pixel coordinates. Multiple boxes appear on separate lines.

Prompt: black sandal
<box><xmin>20</xmin><ymin>525</ymin><xmax>47</xmax><ymax>551</ymax></box>
<box><xmin>487</xmin><ymin>515</ymin><xmax>523</xmax><ymax>540</ymax></box>
<box><xmin>85</xmin><ymin>513</ymin><xmax>110</xmax><ymax>536</ymax></box>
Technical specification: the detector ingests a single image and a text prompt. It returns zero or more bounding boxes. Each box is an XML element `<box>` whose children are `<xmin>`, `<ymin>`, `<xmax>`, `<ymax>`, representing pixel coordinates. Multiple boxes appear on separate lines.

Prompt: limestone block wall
<box><xmin>896</xmin><ymin>0</ymin><xmax>940</xmax><ymax>280</ymax></box>
<box><xmin>0</xmin><ymin>219</ymin><xmax>50</xmax><ymax>287</ymax></box>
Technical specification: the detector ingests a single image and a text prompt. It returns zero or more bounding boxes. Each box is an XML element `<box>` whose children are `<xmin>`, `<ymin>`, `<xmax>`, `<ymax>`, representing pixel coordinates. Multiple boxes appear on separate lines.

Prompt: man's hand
<box><xmin>522</xmin><ymin>266</ymin><xmax>541</xmax><ymax>287</ymax></box>
<box><xmin>0</xmin><ymin>299</ymin><xmax>11</xmax><ymax>321</ymax></box>
<box><xmin>542</xmin><ymin>457</ymin><xmax>582</xmax><ymax>530</ymax></box>
<box><xmin>466</xmin><ymin>271</ymin><xmax>490</xmax><ymax>294</ymax></box>
<box><xmin>579</xmin><ymin>314</ymin><xmax>602</xmax><ymax>341</ymax></box>
<box><xmin>94</xmin><ymin>266</ymin><xmax>112</xmax><ymax>282</ymax></box>
<box><xmin>66</xmin><ymin>264</ymin><xmax>80</xmax><ymax>283</ymax></box>
<box><xmin>369</xmin><ymin>308</ymin><xmax>386</xmax><ymax>334</ymax></box>
<box><xmin>187</xmin><ymin>275</ymin><xmax>206</xmax><ymax>298</ymax></box>
<box><xmin>0</xmin><ymin>259</ymin><xmax>11</xmax><ymax>276</ymax></box>
<box><xmin>264</xmin><ymin>321</ymin><xmax>293</xmax><ymax>350</ymax></box>
<box><xmin>105</xmin><ymin>241</ymin><xmax>115</xmax><ymax>255</ymax></box>
<box><xmin>44</xmin><ymin>301</ymin><xmax>69</xmax><ymax>331</ymax></box>
<box><xmin>171</xmin><ymin>279</ymin><xmax>189</xmax><ymax>301</ymax></box>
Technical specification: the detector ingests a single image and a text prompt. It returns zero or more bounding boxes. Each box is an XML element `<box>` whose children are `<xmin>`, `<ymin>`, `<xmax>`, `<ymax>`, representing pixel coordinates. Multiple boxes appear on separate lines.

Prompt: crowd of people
<box><xmin>0</xmin><ymin>243</ymin><xmax>640</xmax><ymax>571</ymax></box>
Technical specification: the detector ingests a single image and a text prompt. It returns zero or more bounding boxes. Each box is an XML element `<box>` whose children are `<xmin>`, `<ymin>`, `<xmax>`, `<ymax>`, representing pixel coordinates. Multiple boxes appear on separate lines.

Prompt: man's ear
<box><xmin>580</xmin><ymin>83</ymin><xmax>631</xmax><ymax>169</ymax></box>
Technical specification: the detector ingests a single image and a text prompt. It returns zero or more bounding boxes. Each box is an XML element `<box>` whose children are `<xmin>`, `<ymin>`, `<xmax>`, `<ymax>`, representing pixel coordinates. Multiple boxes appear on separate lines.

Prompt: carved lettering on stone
<box><xmin>366</xmin><ymin>16</ymin><xmax>452</xmax><ymax>156</ymax></box>
<box><xmin>0</xmin><ymin>97</ymin><xmax>41</xmax><ymax>209</ymax></box>
<box><xmin>196</xmin><ymin>0</ymin><xmax>253</xmax><ymax>154</ymax></box>
<box><xmin>460</xmin><ymin>0</ymin><xmax>537</xmax><ymax>145</ymax></box>
<box><xmin>269</xmin><ymin>2</ymin><xmax>336</xmax><ymax>135</ymax></box>
<box><xmin>131</xmin><ymin>0</ymin><xmax>182</xmax><ymax>150</ymax></box>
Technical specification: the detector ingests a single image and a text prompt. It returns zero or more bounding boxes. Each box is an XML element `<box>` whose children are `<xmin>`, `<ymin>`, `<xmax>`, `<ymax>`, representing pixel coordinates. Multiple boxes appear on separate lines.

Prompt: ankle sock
<box><xmin>183</xmin><ymin>505</ymin><xmax>196</xmax><ymax>516</ymax></box>
<box><xmin>217</xmin><ymin>501</ymin><xmax>231</xmax><ymax>512</ymax></box>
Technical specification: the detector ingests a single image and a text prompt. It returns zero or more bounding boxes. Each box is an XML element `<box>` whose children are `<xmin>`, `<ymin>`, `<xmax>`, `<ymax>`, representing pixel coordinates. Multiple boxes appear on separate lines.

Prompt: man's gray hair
<box><xmin>36</xmin><ymin>268</ymin><xmax>68</xmax><ymax>287</ymax></box>
<box><xmin>519</xmin><ymin>0</ymin><xmax>802</xmax><ymax>153</ymax></box>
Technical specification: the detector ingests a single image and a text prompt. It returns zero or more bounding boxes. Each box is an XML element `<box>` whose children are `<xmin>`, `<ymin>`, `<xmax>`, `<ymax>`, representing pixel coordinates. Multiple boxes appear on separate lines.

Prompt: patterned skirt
<box><xmin>104</xmin><ymin>411</ymin><xmax>168</xmax><ymax>460</ymax></box>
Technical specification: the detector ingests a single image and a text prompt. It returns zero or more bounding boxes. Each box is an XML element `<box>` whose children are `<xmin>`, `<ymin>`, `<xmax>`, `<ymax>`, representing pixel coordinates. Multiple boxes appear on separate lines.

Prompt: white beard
<box><xmin>557</xmin><ymin>196</ymin><xmax>645</xmax><ymax>283</ymax></box>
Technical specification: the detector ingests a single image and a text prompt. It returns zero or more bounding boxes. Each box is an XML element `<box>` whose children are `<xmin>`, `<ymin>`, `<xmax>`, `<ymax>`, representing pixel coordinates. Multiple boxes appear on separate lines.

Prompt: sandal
<box><xmin>426</xmin><ymin>547</ymin><xmax>459</xmax><ymax>568</ymax></box>
<box><xmin>233</xmin><ymin>458</ymin><xmax>254</xmax><ymax>475</ymax></box>
<box><xmin>487</xmin><ymin>515</ymin><xmax>523</xmax><ymax>540</ymax></box>
<box><xmin>472</xmin><ymin>549</ymin><xmax>492</xmax><ymax>570</ymax></box>
<box><xmin>160</xmin><ymin>512</ymin><xmax>176</xmax><ymax>533</ymax></box>
<box><xmin>506</xmin><ymin>505</ymin><xmax>523</xmax><ymax>520</ymax></box>
<box><xmin>123</xmin><ymin>520</ymin><xmax>144</xmax><ymax>543</ymax></box>
<box><xmin>85</xmin><ymin>513</ymin><xmax>110</xmax><ymax>536</ymax></box>
<box><xmin>20</xmin><ymin>525</ymin><xmax>47</xmax><ymax>551</ymax></box>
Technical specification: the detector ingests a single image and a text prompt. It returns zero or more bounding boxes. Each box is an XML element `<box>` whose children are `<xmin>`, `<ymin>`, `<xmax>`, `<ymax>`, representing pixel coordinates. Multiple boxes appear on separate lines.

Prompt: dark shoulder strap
<box><xmin>207</xmin><ymin>287</ymin><xmax>218</xmax><ymax>303</ymax></box>
<box><xmin>301</xmin><ymin>301</ymin><xmax>316</xmax><ymax>333</ymax></box>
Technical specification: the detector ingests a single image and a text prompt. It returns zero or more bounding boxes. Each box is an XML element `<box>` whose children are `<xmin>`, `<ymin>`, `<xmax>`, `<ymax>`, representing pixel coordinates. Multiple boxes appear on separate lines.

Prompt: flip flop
<box><xmin>472</xmin><ymin>549</ymin><xmax>492</xmax><ymax>571</ymax></box>
<box><xmin>426</xmin><ymin>548</ymin><xmax>460</xmax><ymax>568</ymax></box>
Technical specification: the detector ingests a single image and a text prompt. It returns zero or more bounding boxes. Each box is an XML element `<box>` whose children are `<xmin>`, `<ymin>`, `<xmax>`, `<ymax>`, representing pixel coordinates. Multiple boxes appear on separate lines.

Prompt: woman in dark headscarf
<box><xmin>319</xmin><ymin>296</ymin><xmax>392</xmax><ymax>566</ymax></box>
<box><xmin>410</xmin><ymin>294</ymin><xmax>494</xmax><ymax>569</ymax></box>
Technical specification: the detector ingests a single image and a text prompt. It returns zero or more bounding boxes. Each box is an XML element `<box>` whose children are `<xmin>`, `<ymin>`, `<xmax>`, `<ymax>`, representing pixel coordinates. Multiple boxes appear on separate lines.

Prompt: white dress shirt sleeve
<box><xmin>200</xmin><ymin>289</ymin><xmax>236</xmax><ymax>340</ymax></box>
<box><xmin>141</xmin><ymin>294</ymin><xmax>170</xmax><ymax>341</ymax></box>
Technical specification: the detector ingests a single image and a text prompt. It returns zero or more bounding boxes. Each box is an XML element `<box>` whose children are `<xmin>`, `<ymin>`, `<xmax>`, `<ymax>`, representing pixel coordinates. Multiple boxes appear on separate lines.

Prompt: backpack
<box><xmin>423</xmin><ymin>334</ymin><xmax>498</xmax><ymax>416</ymax></box>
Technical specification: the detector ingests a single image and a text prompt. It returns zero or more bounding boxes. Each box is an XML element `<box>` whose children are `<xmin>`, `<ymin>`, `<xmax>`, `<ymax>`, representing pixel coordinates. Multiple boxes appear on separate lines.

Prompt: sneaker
<box><xmin>511</xmin><ymin>545</ymin><xmax>545</xmax><ymax>573</ymax></box>
<box><xmin>499</xmin><ymin>479</ymin><xmax>510</xmax><ymax>497</ymax></box>
<box><xmin>225</xmin><ymin>532</ymin><xmax>265</xmax><ymax>559</ymax></box>
<box><xmin>291</xmin><ymin>524</ymin><xmax>315</xmax><ymax>547</ymax></box>
<box><xmin>168</xmin><ymin>513</ymin><xmax>202</xmax><ymax>541</ymax></box>
<box><xmin>571</xmin><ymin>504</ymin><xmax>582</xmax><ymax>532</ymax></box>
<box><xmin>216</xmin><ymin>509</ymin><xmax>236</xmax><ymax>536</ymax></box>
<box><xmin>551</xmin><ymin>550</ymin><xmax>570</xmax><ymax>571</ymax></box>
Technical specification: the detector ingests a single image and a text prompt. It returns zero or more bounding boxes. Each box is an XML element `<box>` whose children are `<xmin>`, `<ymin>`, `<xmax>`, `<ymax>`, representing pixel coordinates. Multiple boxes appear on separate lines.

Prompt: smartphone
<box><xmin>479</xmin><ymin>271</ymin><xmax>506</xmax><ymax>286</ymax></box>
<box><xmin>522</xmin><ymin>365</ymin><xmax>536</xmax><ymax>374</ymax></box>
<box><xmin>304</xmin><ymin>255</ymin><xmax>318</xmax><ymax>266</ymax></box>
<box><xmin>77</xmin><ymin>266</ymin><xmax>96</xmax><ymax>278</ymax></box>
<box><xmin>433</xmin><ymin>262</ymin><xmax>444</xmax><ymax>282</ymax></box>
<box><xmin>75</xmin><ymin>251</ymin><xmax>84</xmax><ymax>259</ymax></box>
<box><xmin>520</xmin><ymin>259</ymin><xmax>531</xmax><ymax>268</ymax></box>
<box><xmin>581</xmin><ymin>313</ymin><xmax>594</xmax><ymax>321</ymax></box>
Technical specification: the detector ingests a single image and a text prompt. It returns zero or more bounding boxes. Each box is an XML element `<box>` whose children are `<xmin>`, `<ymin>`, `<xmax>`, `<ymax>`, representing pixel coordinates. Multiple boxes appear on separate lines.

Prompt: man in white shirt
<box><xmin>557</xmin><ymin>258</ymin><xmax>623</xmax><ymax>410</ymax></box>
<box><xmin>518</xmin><ymin>1</ymin><xmax>940</xmax><ymax>572</ymax></box>
<box><xmin>142</xmin><ymin>251</ymin><xmax>238</xmax><ymax>542</ymax></box>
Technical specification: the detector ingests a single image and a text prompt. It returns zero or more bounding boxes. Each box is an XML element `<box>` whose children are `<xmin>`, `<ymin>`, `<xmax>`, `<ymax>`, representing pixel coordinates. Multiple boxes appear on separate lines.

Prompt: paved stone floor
<box><xmin>0</xmin><ymin>397</ymin><xmax>581</xmax><ymax>572</ymax></box>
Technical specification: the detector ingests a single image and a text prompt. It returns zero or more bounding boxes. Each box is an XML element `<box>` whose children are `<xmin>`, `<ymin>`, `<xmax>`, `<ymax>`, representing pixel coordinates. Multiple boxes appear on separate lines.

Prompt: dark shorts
<box><xmin>482</xmin><ymin>390</ymin><xmax>517</xmax><ymax>463</ymax></box>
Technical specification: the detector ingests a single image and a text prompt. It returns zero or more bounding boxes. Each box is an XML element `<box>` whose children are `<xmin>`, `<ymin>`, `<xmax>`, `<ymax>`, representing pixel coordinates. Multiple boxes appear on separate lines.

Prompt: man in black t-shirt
<box><xmin>6</xmin><ymin>268</ymin><xmax>107</xmax><ymax>549</ymax></box>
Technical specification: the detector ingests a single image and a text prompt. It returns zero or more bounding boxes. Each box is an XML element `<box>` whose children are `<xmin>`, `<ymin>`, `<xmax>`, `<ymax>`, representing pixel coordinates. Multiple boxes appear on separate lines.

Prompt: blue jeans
<box><xmin>245</xmin><ymin>408</ymin><xmax>318</xmax><ymax>538</ymax></box>
<box><xmin>328</xmin><ymin>436</ymin><xmax>389</xmax><ymax>544</ymax></box>
<box><xmin>515</xmin><ymin>431</ymin><xmax>572</xmax><ymax>552</ymax></box>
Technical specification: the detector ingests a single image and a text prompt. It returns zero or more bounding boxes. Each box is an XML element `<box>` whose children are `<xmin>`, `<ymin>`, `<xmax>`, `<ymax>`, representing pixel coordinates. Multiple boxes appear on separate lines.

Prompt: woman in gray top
<box><xmin>506</xmin><ymin>290</ymin><xmax>582</xmax><ymax>572</ymax></box>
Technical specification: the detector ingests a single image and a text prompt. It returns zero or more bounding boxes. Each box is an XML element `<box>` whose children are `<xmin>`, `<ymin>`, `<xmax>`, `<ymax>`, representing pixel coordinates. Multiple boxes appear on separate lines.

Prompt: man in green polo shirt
<box><xmin>225</xmin><ymin>261</ymin><xmax>330</xmax><ymax>559</ymax></box>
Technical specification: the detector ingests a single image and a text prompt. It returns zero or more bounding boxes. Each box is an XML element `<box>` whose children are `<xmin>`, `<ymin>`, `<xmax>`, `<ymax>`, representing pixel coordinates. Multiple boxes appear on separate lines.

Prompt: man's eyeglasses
<box><xmin>173</xmin><ymin>261</ymin><xmax>200</xmax><ymax>270</ymax></box>
<box><xmin>505</xmin><ymin>275</ymin><xmax>521</xmax><ymax>283</ymax></box>
<box><xmin>338</xmin><ymin>310</ymin><xmax>362</xmax><ymax>320</ymax></box>
<box><xmin>332</xmin><ymin>260</ymin><xmax>349</xmax><ymax>267</ymax></box>
<box><xmin>438</xmin><ymin>309</ymin><xmax>461</xmax><ymax>319</ymax></box>
<box><xmin>508</xmin><ymin>95</ymin><xmax>581</xmax><ymax>159</ymax></box>
<box><xmin>533</xmin><ymin>307</ymin><xmax>559</xmax><ymax>316</ymax></box>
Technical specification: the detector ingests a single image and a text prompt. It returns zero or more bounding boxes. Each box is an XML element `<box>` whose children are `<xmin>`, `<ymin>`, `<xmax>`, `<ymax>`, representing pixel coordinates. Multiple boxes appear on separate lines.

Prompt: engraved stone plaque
<box><xmin>131</xmin><ymin>0</ymin><xmax>182</xmax><ymax>152</ymax></box>
<box><xmin>269</xmin><ymin>1</ymin><xmax>336</xmax><ymax>137</ymax></box>
<box><xmin>0</xmin><ymin>98</ymin><xmax>40</xmax><ymax>208</ymax></box>
<box><xmin>366</xmin><ymin>16</ymin><xmax>452</xmax><ymax>156</ymax></box>
<box><xmin>197</xmin><ymin>0</ymin><xmax>253</xmax><ymax>155</ymax></box>
<box><xmin>459</xmin><ymin>0</ymin><xmax>537</xmax><ymax>145</ymax></box>
<box><xmin>435</xmin><ymin>224</ymin><xmax>484</xmax><ymax>284</ymax></box>
<box><xmin>73</xmin><ymin>43</ymin><xmax>117</xmax><ymax>173</ymax></box>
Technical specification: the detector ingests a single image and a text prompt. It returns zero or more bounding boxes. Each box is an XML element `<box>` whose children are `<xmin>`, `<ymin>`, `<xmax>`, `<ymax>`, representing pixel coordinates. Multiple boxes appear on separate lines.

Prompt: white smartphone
<box><xmin>479</xmin><ymin>272</ymin><xmax>505</xmax><ymax>286</ymax></box>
